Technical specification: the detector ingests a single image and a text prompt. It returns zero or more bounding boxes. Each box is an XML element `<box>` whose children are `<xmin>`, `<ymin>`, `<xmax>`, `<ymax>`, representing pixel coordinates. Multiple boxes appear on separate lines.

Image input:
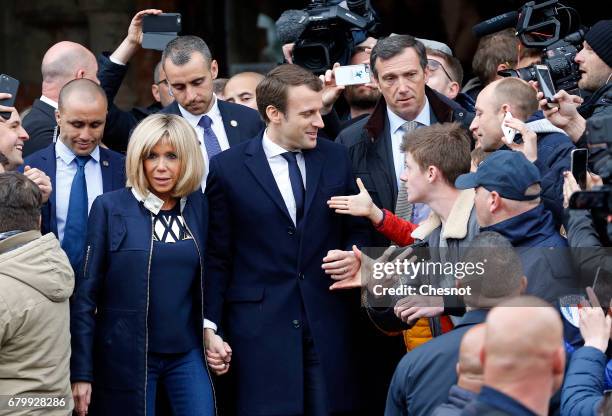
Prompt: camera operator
<box><xmin>539</xmin><ymin>20</ymin><xmax>612</xmax><ymax>174</ymax></box>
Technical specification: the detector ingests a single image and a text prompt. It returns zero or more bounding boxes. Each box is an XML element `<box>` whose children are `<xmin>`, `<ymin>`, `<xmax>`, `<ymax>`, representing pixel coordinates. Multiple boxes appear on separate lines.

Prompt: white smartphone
<box><xmin>335</xmin><ymin>64</ymin><xmax>371</xmax><ymax>86</ymax></box>
<box><xmin>501</xmin><ymin>111</ymin><xmax>516</xmax><ymax>145</ymax></box>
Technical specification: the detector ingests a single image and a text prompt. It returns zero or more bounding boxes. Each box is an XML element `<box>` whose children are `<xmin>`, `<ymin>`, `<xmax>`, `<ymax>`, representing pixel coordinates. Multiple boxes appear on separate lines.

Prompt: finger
<box><xmin>352</xmin><ymin>245</ymin><xmax>362</xmax><ymax>260</ymax></box>
<box><xmin>586</xmin><ymin>287</ymin><xmax>601</xmax><ymax>308</ymax></box>
<box><xmin>322</xmin><ymin>259</ymin><xmax>349</xmax><ymax>270</ymax></box>
<box><xmin>400</xmin><ymin>307</ymin><xmax>418</xmax><ymax>322</ymax></box>
<box><xmin>356</xmin><ymin>177</ymin><xmax>367</xmax><ymax>193</ymax></box>
<box><xmin>325</xmin><ymin>69</ymin><xmax>333</xmax><ymax>83</ymax></box>
<box><xmin>379</xmin><ymin>245</ymin><xmax>397</xmax><ymax>262</ymax></box>
<box><xmin>0</xmin><ymin>92</ymin><xmax>12</xmax><ymax>100</ymax></box>
<box><xmin>330</xmin><ymin>277</ymin><xmax>361</xmax><ymax>290</ymax></box>
<box><xmin>223</xmin><ymin>342</ymin><xmax>232</xmax><ymax>355</ymax></box>
<box><xmin>322</xmin><ymin>250</ymin><xmax>344</xmax><ymax>263</ymax></box>
<box><xmin>328</xmin><ymin>196</ymin><xmax>349</xmax><ymax>202</ymax></box>
<box><xmin>395</xmin><ymin>247</ymin><xmax>414</xmax><ymax>262</ymax></box>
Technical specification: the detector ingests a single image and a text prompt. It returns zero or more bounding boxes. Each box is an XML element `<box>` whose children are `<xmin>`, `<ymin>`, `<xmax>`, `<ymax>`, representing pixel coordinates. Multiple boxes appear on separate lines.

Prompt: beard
<box><xmin>345</xmin><ymin>85</ymin><xmax>381</xmax><ymax>110</ymax></box>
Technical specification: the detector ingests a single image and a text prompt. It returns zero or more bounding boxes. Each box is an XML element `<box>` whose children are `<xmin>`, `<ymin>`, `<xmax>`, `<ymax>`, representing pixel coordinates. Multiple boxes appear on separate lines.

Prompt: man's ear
<box><xmin>500</xmin><ymin>103</ymin><xmax>513</xmax><ymax>115</ymax></box>
<box><xmin>519</xmin><ymin>275</ymin><xmax>528</xmax><ymax>294</ymax></box>
<box><xmin>55</xmin><ymin>109</ymin><xmax>61</xmax><ymax>126</ymax></box>
<box><xmin>266</xmin><ymin>105</ymin><xmax>281</xmax><ymax>125</ymax></box>
<box><xmin>496</xmin><ymin>63</ymin><xmax>510</xmax><ymax>79</ymax></box>
<box><xmin>76</xmin><ymin>69</ymin><xmax>86</xmax><ymax>79</ymax></box>
<box><xmin>210</xmin><ymin>59</ymin><xmax>219</xmax><ymax>80</ymax></box>
<box><xmin>490</xmin><ymin>191</ymin><xmax>502</xmax><ymax>213</ymax></box>
<box><xmin>151</xmin><ymin>84</ymin><xmax>161</xmax><ymax>103</ymax></box>
<box><xmin>448</xmin><ymin>82</ymin><xmax>460</xmax><ymax>99</ymax></box>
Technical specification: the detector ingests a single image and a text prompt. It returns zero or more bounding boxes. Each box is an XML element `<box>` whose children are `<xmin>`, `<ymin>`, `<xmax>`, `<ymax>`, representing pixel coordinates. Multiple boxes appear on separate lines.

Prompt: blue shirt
<box><xmin>55</xmin><ymin>140</ymin><xmax>103</xmax><ymax>243</ymax></box>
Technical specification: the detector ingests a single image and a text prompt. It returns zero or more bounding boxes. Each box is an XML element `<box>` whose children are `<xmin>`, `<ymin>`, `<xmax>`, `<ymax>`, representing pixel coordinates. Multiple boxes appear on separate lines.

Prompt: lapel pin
<box><xmin>102</xmin><ymin>160</ymin><xmax>109</xmax><ymax>167</ymax></box>
<box><xmin>230</xmin><ymin>120</ymin><xmax>238</xmax><ymax>127</ymax></box>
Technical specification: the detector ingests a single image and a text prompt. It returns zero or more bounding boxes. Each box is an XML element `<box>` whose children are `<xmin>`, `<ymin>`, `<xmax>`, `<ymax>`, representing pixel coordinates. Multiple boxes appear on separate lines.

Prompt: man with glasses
<box><xmin>417</xmin><ymin>38</ymin><xmax>475</xmax><ymax>112</ymax></box>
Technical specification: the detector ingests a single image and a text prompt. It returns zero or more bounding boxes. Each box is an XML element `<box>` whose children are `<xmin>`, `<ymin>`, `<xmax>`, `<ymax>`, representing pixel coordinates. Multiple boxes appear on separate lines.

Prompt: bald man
<box><xmin>24</xmin><ymin>78</ymin><xmax>125</xmax><ymax>271</ymax></box>
<box><xmin>461</xmin><ymin>296</ymin><xmax>565</xmax><ymax>416</ymax></box>
<box><xmin>223</xmin><ymin>72</ymin><xmax>264</xmax><ymax>110</ymax></box>
<box><xmin>23</xmin><ymin>41</ymin><xmax>99</xmax><ymax>157</ymax></box>
<box><xmin>431</xmin><ymin>325</ymin><xmax>485</xmax><ymax>416</ymax></box>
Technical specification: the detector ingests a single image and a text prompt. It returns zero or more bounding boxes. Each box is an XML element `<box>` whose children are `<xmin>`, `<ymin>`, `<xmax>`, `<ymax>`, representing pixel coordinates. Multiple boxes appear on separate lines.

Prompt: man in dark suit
<box><xmin>24</xmin><ymin>79</ymin><xmax>125</xmax><ymax>272</ymax></box>
<box><xmin>160</xmin><ymin>35</ymin><xmax>265</xmax><ymax>188</ymax></box>
<box><xmin>22</xmin><ymin>41</ymin><xmax>100</xmax><ymax>157</ymax></box>
<box><xmin>204</xmin><ymin>64</ymin><xmax>369</xmax><ymax>415</ymax></box>
<box><xmin>337</xmin><ymin>35</ymin><xmax>473</xmax><ymax>246</ymax></box>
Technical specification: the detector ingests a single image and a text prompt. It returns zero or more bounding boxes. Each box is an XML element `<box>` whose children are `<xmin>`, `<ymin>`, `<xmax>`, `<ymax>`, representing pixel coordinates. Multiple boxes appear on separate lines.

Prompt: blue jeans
<box><xmin>146</xmin><ymin>348</ymin><xmax>214</xmax><ymax>416</ymax></box>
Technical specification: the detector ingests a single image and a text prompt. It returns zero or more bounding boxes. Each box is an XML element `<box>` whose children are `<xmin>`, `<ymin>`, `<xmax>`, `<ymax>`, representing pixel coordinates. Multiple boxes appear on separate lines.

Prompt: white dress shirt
<box><xmin>40</xmin><ymin>95</ymin><xmax>58</xmax><ymax>110</ymax></box>
<box><xmin>55</xmin><ymin>140</ymin><xmax>104</xmax><ymax>243</ymax></box>
<box><xmin>262</xmin><ymin>130</ymin><xmax>306</xmax><ymax>226</ymax></box>
<box><xmin>387</xmin><ymin>97</ymin><xmax>432</xmax><ymax>224</ymax></box>
<box><xmin>178</xmin><ymin>95</ymin><xmax>230</xmax><ymax>190</ymax></box>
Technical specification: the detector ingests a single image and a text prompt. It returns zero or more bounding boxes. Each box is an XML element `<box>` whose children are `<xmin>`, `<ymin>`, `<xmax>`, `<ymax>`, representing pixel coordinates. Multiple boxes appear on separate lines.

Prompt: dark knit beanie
<box><xmin>585</xmin><ymin>20</ymin><xmax>612</xmax><ymax>68</ymax></box>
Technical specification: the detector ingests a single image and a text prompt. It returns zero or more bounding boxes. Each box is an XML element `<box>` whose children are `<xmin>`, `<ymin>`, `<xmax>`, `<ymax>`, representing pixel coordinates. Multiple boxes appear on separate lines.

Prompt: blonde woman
<box><xmin>70</xmin><ymin>114</ymin><xmax>217</xmax><ymax>416</ymax></box>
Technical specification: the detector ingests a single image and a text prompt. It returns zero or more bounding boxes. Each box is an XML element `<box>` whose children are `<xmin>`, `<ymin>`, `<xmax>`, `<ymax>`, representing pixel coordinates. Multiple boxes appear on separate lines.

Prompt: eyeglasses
<box><xmin>427</xmin><ymin>59</ymin><xmax>453</xmax><ymax>82</ymax></box>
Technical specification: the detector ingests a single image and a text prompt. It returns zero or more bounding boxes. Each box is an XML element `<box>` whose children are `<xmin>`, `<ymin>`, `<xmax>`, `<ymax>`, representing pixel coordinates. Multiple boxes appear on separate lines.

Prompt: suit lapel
<box><xmin>99</xmin><ymin>148</ymin><xmax>113</xmax><ymax>193</ymax></box>
<box><xmin>218</xmin><ymin>101</ymin><xmax>242</xmax><ymax>147</ymax></box>
<box><xmin>302</xmin><ymin>147</ymin><xmax>324</xmax><ymax>221</ymax></box>
<box><xmin>41</xmin><ymin>145</ymin><xmax>58</xmax><ymax>235</ymax></box>
<box><xmin>244</xmin><ymin>137</ymin><xmax>293</xmax><ymax>223</ymax></box>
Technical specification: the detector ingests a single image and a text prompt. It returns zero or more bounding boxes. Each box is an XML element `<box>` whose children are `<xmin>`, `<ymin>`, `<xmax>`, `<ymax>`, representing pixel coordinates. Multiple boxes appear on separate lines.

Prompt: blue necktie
<box><xmin>62</xmin><ymin>155</ymin><xmax>91</xmax><ymax>270</ymax></box>
<box><xmin>197</xmin><ymin>115</ymin><xmax>223</xmax><ymax>160</ymax></box>
<box><xmin>281</xmin><ymin>152</ymin><xmax>305</xmax><ymax>225</ymax></box>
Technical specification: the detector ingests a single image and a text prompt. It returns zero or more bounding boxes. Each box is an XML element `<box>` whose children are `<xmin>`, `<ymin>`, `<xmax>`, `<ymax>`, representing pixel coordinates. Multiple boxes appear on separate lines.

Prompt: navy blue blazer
<box><xmin>204</xmin><ymin>133</ymin><xmax>370</xmax><ymax>415</ymax></box>
<box><xmin>22</xmin><ymin>99</ymin><xmax>57</xmax><ymax>157</ymax></box>
<box><xmin>70</xmin><ymin>188</ymin><xmax>210</xmax><ymax>415</ymax></box>
<box><xmin>23</xmin><ymin>143</ymin><xmax>126</xmax><ymax>238</ymax></box>
<box><xmin>161</xmin><ymin>99</ymin><xmax>264</xmax><ymax>147</ymax></box>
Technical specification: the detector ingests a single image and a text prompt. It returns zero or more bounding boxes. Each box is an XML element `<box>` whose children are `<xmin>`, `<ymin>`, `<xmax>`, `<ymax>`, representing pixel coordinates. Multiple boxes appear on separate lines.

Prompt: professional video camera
<box><xmin>473</xmin><ymin>0</ymin><xmax>586</xmax><ymax>94</ymax></box>
<box><xmin>292</xmin><ymin>0</ymin><xmax>380</xmax><ymax>74</ymax></box>
<box><xmin>569</xmin><ymin>114</ymin><xmax>612</xmax><ymax>241</ymax></box>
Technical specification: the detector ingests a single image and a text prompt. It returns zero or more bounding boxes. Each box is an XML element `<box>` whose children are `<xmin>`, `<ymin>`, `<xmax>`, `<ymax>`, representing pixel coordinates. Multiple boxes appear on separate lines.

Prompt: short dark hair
<box><xmin>58</xmin><ymin>78</ymin><xmax>107</xmax><ymax>112</ymax></box>
<box><xmin>472</xmin><ymin>29</ymin><xmax>519</xmax><ymax>85</ymax></box>
<box><xmin>162</xmin><ymin>35</ymin><xmax>213</xmax><ymax>68</ymax></box>
<box><xmin>256</xmin><ymin>64</ymin><xmax>322</xmax><ymax>123</ymax></box>
<box><xmin>370</xmin><ymin>35</ymin><xmax>428</xmax><ymax>79</ymax></box>
<box><xmin>401</xmin><ymin>122</ymin><xmax>471</xmax><ymax>186</ymax></box>
<box><xmin>459</xmin><ymin>231</ymin><xmax>524</xmax><ymax>308</ymax></box>
<box><xmin>0</xmin><ymin>172</ymin><xmax>42</xmax><ymax>233</ymax></box>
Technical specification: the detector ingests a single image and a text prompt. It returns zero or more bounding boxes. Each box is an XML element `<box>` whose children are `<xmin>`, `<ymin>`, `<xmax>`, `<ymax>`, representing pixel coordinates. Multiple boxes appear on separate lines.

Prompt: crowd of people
<box><xmin>1</xmin><ymin>6</ymin><xmax>612</xmax><ymax>416</ymax></box>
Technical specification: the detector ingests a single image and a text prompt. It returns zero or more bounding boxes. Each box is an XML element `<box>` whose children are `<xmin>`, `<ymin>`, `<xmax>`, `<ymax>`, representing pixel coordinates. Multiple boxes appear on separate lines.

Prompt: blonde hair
<box><xmin>126</xmin><ymin>114</ymin><xmax>203</xmax><ymax>198</ymax></box>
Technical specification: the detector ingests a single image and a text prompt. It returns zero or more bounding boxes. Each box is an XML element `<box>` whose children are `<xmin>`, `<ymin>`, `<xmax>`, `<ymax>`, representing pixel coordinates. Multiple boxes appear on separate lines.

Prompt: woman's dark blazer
<box><xmin>70</xmin><ymin>187</ymin><xmax>211</xmax><ymax>416</ymax></box>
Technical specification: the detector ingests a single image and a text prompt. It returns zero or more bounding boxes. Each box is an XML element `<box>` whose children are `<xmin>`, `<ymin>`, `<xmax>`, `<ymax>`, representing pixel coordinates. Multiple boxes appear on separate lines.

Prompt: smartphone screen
<box><xmin>571</xmin><ymin>148</ymin><xmax>588</xmax><ymax>189</ymax></box>
<box><xmin>335</xmin><ymin>64</ymin><xmax>371</xmax><ymax>86</ymax></box>
<box><xmin>535</xmin><ymin>65</ymin><xmax>557</xmax><ymax>105</ymax></box>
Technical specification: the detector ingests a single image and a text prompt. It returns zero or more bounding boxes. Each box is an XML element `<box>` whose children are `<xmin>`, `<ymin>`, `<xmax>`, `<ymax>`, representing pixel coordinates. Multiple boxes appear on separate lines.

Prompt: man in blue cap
<box><xmin>455</xmin><ymin>150</ymin><xmax>579</xmax><ymax>303</ymax></box>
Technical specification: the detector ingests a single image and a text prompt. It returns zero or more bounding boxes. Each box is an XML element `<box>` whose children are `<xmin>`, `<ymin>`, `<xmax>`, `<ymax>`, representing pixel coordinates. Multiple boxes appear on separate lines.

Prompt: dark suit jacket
<box><xmin>385</xmin><ymin>309</ymin><xmax>489</xmax><ymax>416</ymax></box>
<box><xmin>204</xmin><ymin>133</ymin><xmax>369</xmax><ymax>415</ymax></box>
<box><xmin>22</xmin><ymin>99</ymin><xmax>57</xmax><ymax>157</ymax></box>
<box><xmin>161</xmin><ymin>100</ymin><xmax>264</xmax><ymax>147</ymax></box>
<box><xmin>24</xmin><ymin>143</ymin><xmax>126</xmax><ymax>238</ymax></box>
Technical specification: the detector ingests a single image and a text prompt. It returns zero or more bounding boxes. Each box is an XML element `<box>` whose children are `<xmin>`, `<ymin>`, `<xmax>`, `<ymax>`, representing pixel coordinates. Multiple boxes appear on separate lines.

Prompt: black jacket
<box><xmin>22</xmin><ymin>99</ymin><xmax>56</xmax><ymax>157</ymax></box>
<box><xmin>336</xmin><ymin>86</ymin><xmax>473</xmax><ymax>247</ymax></box>
<box><xmin>576</xmin><ymin>82</ymin><xmax>612</xmax><ymax>175</ymax></box>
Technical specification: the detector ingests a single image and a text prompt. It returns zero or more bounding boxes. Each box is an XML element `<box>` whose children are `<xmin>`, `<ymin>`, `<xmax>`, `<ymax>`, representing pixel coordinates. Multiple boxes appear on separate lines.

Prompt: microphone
<box><xmin>275</xmin><ymin>9</ymin><xmax>309</xmax><ymax>45</ymax></box>
<box><xmin>472</xmin><ymin>11</ymin><xmax>519</xmax><ymax>38</ymax></box>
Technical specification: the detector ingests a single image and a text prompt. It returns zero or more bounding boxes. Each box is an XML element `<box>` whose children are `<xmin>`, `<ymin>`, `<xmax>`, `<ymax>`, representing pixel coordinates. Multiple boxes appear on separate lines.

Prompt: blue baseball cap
<box><xmin>455</xmin><ymin>151</ymin><xmax>541</xmax><ymax>201</ymax></box>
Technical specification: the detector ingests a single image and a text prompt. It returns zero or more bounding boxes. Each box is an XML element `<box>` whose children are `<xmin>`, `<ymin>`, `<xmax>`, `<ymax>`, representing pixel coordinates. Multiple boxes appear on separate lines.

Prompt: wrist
<box><xmin>565</xmin><ymin>115</ymin><xmax>586</xmax><ymax>143</ymax></box>
<box><xmin>370</xmin><ymin>206</ymin><xmax>384</xmax><ymax>226</ymax></box>
<box><xmin>584</xmin><ymin>339</ymin><xmax>608</xmax><ymax>353</ymax></box>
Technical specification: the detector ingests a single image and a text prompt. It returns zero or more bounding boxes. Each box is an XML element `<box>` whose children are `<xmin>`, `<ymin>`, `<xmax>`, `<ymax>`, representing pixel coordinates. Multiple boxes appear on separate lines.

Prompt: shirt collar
<box><xmin>131</xmin><ymin>188</ymin><xmax>187</xmax><ymax>215</ymax></box>
<box><xmin>387</xmin><ymin>95</ymin><xmax>431</xmax><ymax>134</ymax></box>
<box><xmin>262</xmin><ymin>129</ymin><xmax>302</xmax><ymax>159</ymax></box>
<box><xmin>40</xmin><ymin>95</ymin><xmax>58</xmax><ymax>110</ymax></box>
<box><xmin>178</xmin><ymin>94</ymin><xmax>221</xmax><ymax>127</ymax></box>
<box><xmin>55</xmin><ymin>139</ymin><xmax>100</xmax><ymax>165</ymax></box>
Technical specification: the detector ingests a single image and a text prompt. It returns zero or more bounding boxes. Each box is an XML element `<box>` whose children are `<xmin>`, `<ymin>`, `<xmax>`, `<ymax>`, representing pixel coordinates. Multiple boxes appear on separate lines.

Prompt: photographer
<box><xmin>539</xmin><ymin>20</ymin><xmax>612</xmax><ymax>174</ymax></box>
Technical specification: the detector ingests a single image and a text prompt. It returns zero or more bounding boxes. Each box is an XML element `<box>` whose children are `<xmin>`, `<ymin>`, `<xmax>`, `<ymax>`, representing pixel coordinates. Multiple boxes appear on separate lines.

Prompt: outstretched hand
<box><xmin>327</xmin><ymin>178</ymin><xmax>383</xmax><ymax>224</ymax></box>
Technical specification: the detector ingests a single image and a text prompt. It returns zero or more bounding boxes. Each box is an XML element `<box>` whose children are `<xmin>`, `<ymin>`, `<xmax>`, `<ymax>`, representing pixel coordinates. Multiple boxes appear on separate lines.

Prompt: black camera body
<box><xmin>292</xmin><ymin>0</ymin><xmax>379</xmax><ymax>75</ymax></box>
<box><xmin>491</xmin><ymin>0</ymin><xmax>585</xmax><ymax>93</ymax></box>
